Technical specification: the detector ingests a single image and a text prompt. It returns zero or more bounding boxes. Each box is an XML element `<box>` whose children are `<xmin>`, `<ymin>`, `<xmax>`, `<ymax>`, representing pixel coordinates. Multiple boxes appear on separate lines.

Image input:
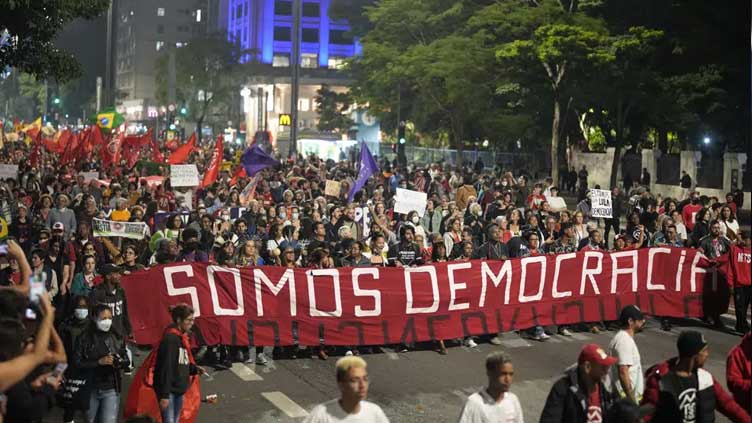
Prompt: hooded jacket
<box><xmin>727</xmin><ymin>334</ymin><xmax>752</xmax><ymax>412</ymax></box>
<box><xmin>540</xmin><ymin>365</ymin><xmax>616</xmax><ymax>423</ymax></box>
<box><xmin>642</xmin><ymin>357</ymin><xmax>750</xmax><ymax>423</ymax></box>
<box><xmin>90</xmin><ymin>282</ymin><xmax>132</xmax><ymax>339</ymax></box>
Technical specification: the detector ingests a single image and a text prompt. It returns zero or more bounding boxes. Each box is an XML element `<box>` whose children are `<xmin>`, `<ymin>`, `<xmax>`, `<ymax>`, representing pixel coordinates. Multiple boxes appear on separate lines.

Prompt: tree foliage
<box><xmin>0</xmin><ymin>0</ymin><xmax>109</xmax><ymax>82</ymax></box>
<box><xmin>314</xmin><ymin>84</ymin><xmax>354</xmax><ymax>133</ymax></box>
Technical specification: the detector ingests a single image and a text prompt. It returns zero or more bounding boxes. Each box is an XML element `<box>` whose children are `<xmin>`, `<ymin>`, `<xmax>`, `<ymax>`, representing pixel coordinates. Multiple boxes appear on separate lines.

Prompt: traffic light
<box><xmin>180</xmin><ymin>106</ymin><xmax>187</xmax><ymax>116</ymax></box>
<box><xmin>397</xmin><ymin>121</ymin><xmax>406</xmax><ymax>165</ymax></box>
<box><xmin>52</xmin><ymin>97</ymin><xmax>61</xmax><ymax>105</ymax></box>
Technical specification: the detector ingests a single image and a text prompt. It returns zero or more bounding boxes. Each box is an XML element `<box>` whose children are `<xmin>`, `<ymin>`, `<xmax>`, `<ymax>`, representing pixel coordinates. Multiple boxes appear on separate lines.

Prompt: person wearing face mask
<box><xmin>90</xmin><ymin>264</ymin><xmax>132</xmax><ymax>345</ymax></box>
<box><xmin>59</xmin><ymin>295</ymin><xmax>93</xmax><ymax>422</ymax></box>
<box><xmin>406</xmin><ymin>210</ymin><xmax>427</xmax><ymax>247</ymax></box>
<box><xmin>73</xmin><ymin>303</ymin><xmax>130</xmax><ymax>423</ymax></box>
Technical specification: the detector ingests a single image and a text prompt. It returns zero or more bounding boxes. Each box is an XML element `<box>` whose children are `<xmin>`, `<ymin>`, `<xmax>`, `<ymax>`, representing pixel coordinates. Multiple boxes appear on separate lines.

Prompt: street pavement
<box><xmin>176</xmin><ymin>318</ymin><xmax>743</xmax><ymax>423</ymax></box>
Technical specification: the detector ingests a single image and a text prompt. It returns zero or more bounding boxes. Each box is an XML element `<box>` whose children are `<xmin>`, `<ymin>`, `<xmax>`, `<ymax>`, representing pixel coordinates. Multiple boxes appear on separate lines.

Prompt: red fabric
<box><xmin>586</xmin><ymin>384</ymin><xmax>602</xmax><ymax>423</ymax></box>
<box><xmin>123</xmin><ymin>327</ymin><xmax>201</xmax><ymax>423</ymax></box>
<box><xmin>29</xmin><ymin>132</ymin><xmax>43</xmax><ymax>168</ymax></box>
<box><xmin>122</xmin><ymin>129</ymin><xmax>153</xmax><ymax>168</ymax></box>
<box><xmin>60</xmin><ymin>132</ymin><xmax>80</xmax><ymax>166</ymax></box>
<box><xmin>643</xmin><ymin>359</ymin><xmax>751</xmax><ymax>423</ymax></box>
<box><xmin>683</xmin><ymin>203</ymin><xmax>703</xmax><ymax>232</ymax></box>
<box><xmin>122</xmin><ymin>248</ymin><xmax>712</xmax><ymax>347</ymax></box>
<box><xmin>167</xmin><ymin>133</ymin><xmax>197</xmax><ymax>165</ymax></box>
<box><xmin>102</xmin><ymin>132</ymin><xmax>123</xmax><ymax>167</ymax></box>
<box><xmin>726</xmin><ymin>334</ymin><xmax>752</xmax><ymax>412</ymax></box>
<box><xmin>717</xmin><ymin>245</ymin><xmax>751</xmax><ymax>288</ymax></box>
<box><xmin>200</xmin><ymin>135</ymin><xmax>223</xmax><ymax>188</ymax></box>
<box><xmin>229</xmin><ymin>166</ymin><xmax>247</xmax><ymax>187</ymax></box>
<box><xmin>150</xmin><ymin>131</ymin><xmax>165</xmax><ymax>163</ymax></box>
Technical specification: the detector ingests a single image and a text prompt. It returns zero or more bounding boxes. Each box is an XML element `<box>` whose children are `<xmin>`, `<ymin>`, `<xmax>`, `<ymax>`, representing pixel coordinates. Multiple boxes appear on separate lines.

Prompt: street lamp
<box><xmin>240</xmin><ymin>86</ymin><xmax>251</xmax><ymax>98</ymax></box>
<box><xmin>703</xmin><ymin>136</ymin><xmax>711</xmax><ymax>145</ymax></box>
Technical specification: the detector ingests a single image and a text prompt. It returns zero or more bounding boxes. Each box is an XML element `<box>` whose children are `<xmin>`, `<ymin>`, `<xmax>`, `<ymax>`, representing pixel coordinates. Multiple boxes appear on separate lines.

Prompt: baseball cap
<box><xmin>578</xmin><ymin>343</ymin><xmax>617</xmax><ymax>366</ymax></box>
<box><xmin>677</xmin><ymin>330</ymin><xmax>708</xmax><ymax>358</ymax></box>
<box><xmin>52</xmin><ymin>222</ymin><xmax>65</xmax><ymax>231</ymax></box>
<box><xmin>619</xmin><ymin>305</ymin><xmax>645</xmax><ymax>325</ymax></box>
<box><xmin>101</xmin><ymin>264</ymin><xmax>124</xmax><ymax>276</ymax></box>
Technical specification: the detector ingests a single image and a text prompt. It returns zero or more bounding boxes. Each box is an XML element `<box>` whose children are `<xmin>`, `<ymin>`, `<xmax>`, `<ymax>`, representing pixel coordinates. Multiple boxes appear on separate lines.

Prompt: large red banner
<box><xmin>122</xmin><ymin>248</ymin><xmax>714</xmax><ymax>346</ymax></box>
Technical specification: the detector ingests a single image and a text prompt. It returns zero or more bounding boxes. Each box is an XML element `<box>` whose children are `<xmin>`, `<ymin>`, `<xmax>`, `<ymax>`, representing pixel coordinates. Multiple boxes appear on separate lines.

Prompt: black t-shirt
<box><xmin>656</xmin><ymin>372</ymin><xmax>699</xmax><ymax>423</ymax></box>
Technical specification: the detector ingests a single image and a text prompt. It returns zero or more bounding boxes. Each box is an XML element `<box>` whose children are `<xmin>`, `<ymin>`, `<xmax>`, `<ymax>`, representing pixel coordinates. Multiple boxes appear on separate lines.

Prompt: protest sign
<box><xmin>122</xmin><ymin>248</ymin><xmax>712</xmax><ymax>346</ymax></box>
<box><xmin>590</xmin><ymin>189</ymin><xmax>613</xmax><ymax>218</ymax></box>
<box><xmin>80</xmin><ymin>172</ymin><xmax>99</xmax><ymax>183</ymax></box>
<box><xmin>324</xmin><ymin>180</ymin><xmax>341</xmax><ymax>197</ymax></box>
<box><xmin>394</xmin><ymin>188</ymin><xmax>428</xmax><ymax>217</ymax></box>
<box><xmin>0</xmin><ymin>164</ymin><xmax>18</xmax><ymax>181</ymax></box>
<box><xmin>170</xmin><ymin>164</ymin><xmax>199</xmax><ymax>187</ymax></box>
<box><xmin>93</xmin><ymin>218</ymin><xmax>148</xmax><ymax>239</ymax></box>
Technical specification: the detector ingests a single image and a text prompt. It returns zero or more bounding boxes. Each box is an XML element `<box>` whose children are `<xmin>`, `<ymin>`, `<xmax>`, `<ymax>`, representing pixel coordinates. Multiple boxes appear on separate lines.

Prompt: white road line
<box><xmin>230</xmin><ymin>362</ymin><xmax>264</xmax><ymax>381</ymax></box>
<box><xmin>379</xmin><ymin>347</ymin><xmax>400</xmax><ymax>360</ymax></box>
<box><xmin>261</xmin><ymin>391</ymin><xmax>310</xmax><ymax>418</ymax></box>
<box><xmin>499</xmin><ymin>338</ymin><xmax>532</xmax><ymax>348</ymax></box>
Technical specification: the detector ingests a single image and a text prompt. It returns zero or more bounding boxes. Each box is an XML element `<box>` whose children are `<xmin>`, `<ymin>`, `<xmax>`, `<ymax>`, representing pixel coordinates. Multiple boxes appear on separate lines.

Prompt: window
<box><xmin>301</xmin><ymin>53</ymin><xmax>318</xmax><ymax>68</ymax></box>
<box><xmin>273</xmin><ymin>54</ymin><xmax>290</xmax><ymax>67</ymax></box>
<box><xmin>176</xmin><ymin>42</ymin><xmax>186</xmax><ymax>48</ymax></box>
<box><xmin>302</xmin><ymin>2</ymin><xmax>319</xmax><ymax>17</ymax></box>
<box><xmin>329</xmin><ymin>29</ymin><xmax>353</xmax><ymax>45</ymax></box>
<box><xmin>196</xmin><ymin>9</ymin><xmax>202</xmax><ymax>22</ymax></box>
<box><xmin>157</xmin><ymin>7</ymin><xmax>165</xmax><ymax>16</ymax></box>
<box><xmin>273</xmin><ymin>26</ymin><xmax>291</xmax><ymax>41</ymax></box>
<box><xmin>302</xmin><ymin>28</ymin><xmax>318</xmax><ymax>43</ymax></box>
<box><xmin>236</xmin><ymin>4</ymin><xmax>242</xmax><ymax>18</ymax></box>
<box><xmin>328</xmin><ymin>56</ymin><xmax>346</xmax><ymax>69</ymax></box>
<box><xmin>157</xmin><ymin>24</ymin><xmax>164</xmax><ymax>34</ymax></box>
<box><xmin>275</xmin><ymin>0</ymin><xmax>292</xmax><ymax>15</ymax></box>
<box><xmin>156</xmin><ymin>41</ymin><xmax>165</xmax><ymax>51</ymax></box>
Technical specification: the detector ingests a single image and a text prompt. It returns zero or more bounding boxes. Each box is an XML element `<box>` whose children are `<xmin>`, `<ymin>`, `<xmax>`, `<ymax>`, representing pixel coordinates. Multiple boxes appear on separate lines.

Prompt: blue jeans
<box><xmin>161</xmin><ymin>393</ymin><xmax>185</xmax><ymax>423</ymax></box>
<box><xmin>87</xmin><ymin>388</ymin><xmax>119</xmax><ymax>423</ymax></box>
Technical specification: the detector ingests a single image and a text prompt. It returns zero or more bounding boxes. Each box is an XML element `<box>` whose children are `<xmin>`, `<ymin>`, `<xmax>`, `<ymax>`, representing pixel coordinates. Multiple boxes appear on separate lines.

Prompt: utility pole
<box><xmin>104</xmin><ymin>0</ymin><xmax>115</xmax><ymax>107</ymax></box>
<box><xmin>289</xmin><ymin>0</ymin><xmax>301</xmax><ymax>158</ymax></box>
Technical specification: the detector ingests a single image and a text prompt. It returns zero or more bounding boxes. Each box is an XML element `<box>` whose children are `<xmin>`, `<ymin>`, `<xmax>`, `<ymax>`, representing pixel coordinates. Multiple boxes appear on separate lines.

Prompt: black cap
<box><xmin>677</xmin><ymin>330</ymin><xmax>708</xmax><ymax>358</ymax></box>
<box><xmin>619</xmin><ymin>305</ymin><xmax>645</xmax><ymax>325</ymax></box>
<box><xmin>101</xmin><ymin>264</ymin><xmax>124</xmax><ymax>276</ymax></box>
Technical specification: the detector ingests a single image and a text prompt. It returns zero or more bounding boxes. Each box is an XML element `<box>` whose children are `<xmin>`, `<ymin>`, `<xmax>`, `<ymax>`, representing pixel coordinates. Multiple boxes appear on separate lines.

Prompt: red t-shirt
<box><xmin>718</xmin><ymin>244</ymin><xmax>751</xmax><ymax>288</ymax></box>
<box><xmin>587</xmin><ymin>385</ymin><xmax>603</xmax><ymax>423</ymax></box>
<box><xmin>682</xmin><ymin>203</ymin><xmax>703</xmax><ymax>232</ymax></box>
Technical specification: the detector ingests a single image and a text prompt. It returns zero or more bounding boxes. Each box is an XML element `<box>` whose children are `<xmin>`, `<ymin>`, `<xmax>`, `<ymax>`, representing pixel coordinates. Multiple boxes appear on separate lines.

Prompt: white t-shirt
<box><xmin>304</xmin><ymin>399</ymin><xmax>390</xmax><ymax>423</ymax></box>
<box><xmin>457</xmin><ymin>390</ymin><xmax>524</xmax><ymax>423</ymax></box>
<box><xmin>605</xmin><ymin>330</ymin><xmax>644</xmax><ymax>400</ymax></box>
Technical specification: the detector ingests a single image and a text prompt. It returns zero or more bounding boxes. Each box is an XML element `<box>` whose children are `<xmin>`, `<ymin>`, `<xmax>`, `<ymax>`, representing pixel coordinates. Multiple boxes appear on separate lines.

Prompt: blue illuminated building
<box><xmin>224</xmin><ymin>0</ymin><xmax>361</xmax><ymax>67</ymax></box>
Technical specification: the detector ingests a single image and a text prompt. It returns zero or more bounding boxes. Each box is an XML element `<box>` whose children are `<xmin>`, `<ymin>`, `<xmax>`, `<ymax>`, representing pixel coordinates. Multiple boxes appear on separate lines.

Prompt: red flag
<box><xmin>229</xmin><ymin>166</ymin><xmax>247</xmax><ymax>186</ymax></box>
<box><xmin>60</xmin><ymin>132</ymin><xmax>81</xmax><ymax>166</ymax></box>
<box><xmin>167</xmin><ymin>132</ymin><xmax>197</xmax><ymax>165</ymax></box>
<box><xmin>122</xmin><ymin>129</ymin><xmax>153</xmax><ymax>168</ymax></box>
<box><xmin>200</xmin><ymin>135</ymin><xmax>223</xmax><ymax>188</ymax></box>
<box><xmin>102</xmin><ymin>131</ymin><xmax>124</xmax><ymax>167</ymax></box>
<box><xmin>43</xmin><ymin>129</ymin><xmax>70</xmax><ymax>153</ymax></box>
<box><xmin>150</xmin><ymin>131</ymin><xmax>164</xmax><ymax>163</ymax></box>
<box><xmin>29</xmin><ymin>132</ymin><xmax>43</xmax><ymax>168</ymax></box>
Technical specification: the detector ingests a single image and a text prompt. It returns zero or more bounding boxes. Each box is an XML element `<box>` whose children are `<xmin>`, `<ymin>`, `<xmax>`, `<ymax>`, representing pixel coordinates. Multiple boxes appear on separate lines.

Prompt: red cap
<box><xmin>578</xmin><ymin>343</ymin><xmax>617</xmax><ymax>366</ymax></box>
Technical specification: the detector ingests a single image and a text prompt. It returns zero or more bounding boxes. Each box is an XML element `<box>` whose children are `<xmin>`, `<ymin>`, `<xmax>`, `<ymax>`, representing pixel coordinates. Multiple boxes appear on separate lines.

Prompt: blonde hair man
<box><xmin>304</xmin><ymin>356</ymin><xmax>390</xmax><ymax>423</ymax></box>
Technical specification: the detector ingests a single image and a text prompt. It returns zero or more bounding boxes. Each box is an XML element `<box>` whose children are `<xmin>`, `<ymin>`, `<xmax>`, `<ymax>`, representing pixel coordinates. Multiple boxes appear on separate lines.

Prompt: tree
<box><xmin>0</xmin><ymin>0</ymin><xmax>109</xmax><ymax>82</ymax></box>
<box><xmin>155</xmin><ymin>34</ymin><xmax>251</xmax><ymax>137</ymax></box>
<box><xmin>314</xmin><ymin>85</ymin><xmax>354</xmax><ymax>133</ymax></box>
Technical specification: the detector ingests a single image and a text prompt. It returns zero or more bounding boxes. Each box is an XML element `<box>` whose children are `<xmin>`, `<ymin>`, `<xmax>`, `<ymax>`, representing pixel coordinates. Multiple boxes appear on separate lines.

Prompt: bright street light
<box><xmin>703</xmin><ymin>136</ymin><xmax>710</xmax><ymax>145</ymax></box>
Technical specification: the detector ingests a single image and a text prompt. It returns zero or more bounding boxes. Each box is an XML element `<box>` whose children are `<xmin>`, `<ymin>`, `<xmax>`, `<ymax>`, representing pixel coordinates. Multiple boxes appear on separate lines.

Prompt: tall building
<box><xmin>221</xmin><ymin>0</ymin><xmax>377</xmax><ymax>153</ymax></box>
<box><xmin>115</xmin><ymin>0</ymin><xmax>219</xmax><ymax>120</ymax></box>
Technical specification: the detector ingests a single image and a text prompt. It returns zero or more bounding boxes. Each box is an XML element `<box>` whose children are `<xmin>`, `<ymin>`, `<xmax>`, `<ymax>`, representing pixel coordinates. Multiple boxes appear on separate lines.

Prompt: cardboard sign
<box><xmin>0</xmin><ymin>164</ymin><xmax>18</xmax><ymax>181</ymax></box>
<box><xmin>170</xmin><ymin>164</ymin><xmax>199</xmax><ymax>187</ymax></box>
<box><xmin>324</xmin><ymin>180</ymin><xmax>341</xmax><ymax>197</ymax></box>
<box><xmin>80</xmin><ymin>171</ymin><xmax>99</xmax><ymax>183</ymax></box>
<box><xmin>590</xmin><ymin>189</ymin><xmax>613</xmax><ymax>218</ymax></box>
<box><xmin>394</xmin><ymin>188</ymin><xmax>428</xmax><ymax>217</ymax></box>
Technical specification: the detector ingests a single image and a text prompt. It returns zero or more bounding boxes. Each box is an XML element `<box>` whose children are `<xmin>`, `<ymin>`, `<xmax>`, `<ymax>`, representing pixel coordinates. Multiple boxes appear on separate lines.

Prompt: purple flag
<box><xmin>347</xmin><ymin>144</ymin><xmax>379</xmax><ymax>203</ymax></box>
<box><xmin>241</xmin><ymin>144</ymin><xmax>280</xmax><ymax>177</ymax></box>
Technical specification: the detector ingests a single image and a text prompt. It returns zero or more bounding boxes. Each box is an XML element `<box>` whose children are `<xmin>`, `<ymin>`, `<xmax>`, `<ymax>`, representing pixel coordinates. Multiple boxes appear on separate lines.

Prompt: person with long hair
<box><xmin>718</xmin><ymin>205</ymin><xmax>739</xmax><ymax>241</ymax></box>
<box><xmin>154</xmin><ymin>304</ymin><xmax>204</xmax><ymax>423</ymax></box>
<box><xmin>236</xmin><ymin>240</ymin><xmax>265</xmax><ymax>267</ymax></box>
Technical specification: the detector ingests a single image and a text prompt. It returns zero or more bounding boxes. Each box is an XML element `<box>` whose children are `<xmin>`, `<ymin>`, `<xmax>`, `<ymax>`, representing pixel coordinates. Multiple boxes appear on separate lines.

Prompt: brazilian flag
<box><xmin>94</xmin><ymin>107</ymin><xmax>125</xmax><ymax>131</ymax></box>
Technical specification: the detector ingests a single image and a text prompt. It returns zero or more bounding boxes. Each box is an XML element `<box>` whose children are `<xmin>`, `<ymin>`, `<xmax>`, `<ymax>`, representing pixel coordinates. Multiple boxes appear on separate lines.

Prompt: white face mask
<box><xmin>292</xmin><ymin>212</ymin><xmax>299</xmax><ymax>220</ymax></box>
<box><xmin>74</xmin><ymin>308</ymin><xmax>89</xmax><ymax>320</ymax></box>
<box><xmin>279</xmin><ymin>212</ymin><xmax>287</xmax><ymax>220</ymax></box>
<box><xmin>96</xmin><ymin>318</ymin><xmax>113</xmax><ymax>332</ymax></box>
<box><xmin>221</xmin><ymin>214</ymin><xmax>230</xmax><ymax>221</ymax></box>
<box><xmin>411</xmin><ymin>216</ymin><xmax>420</xmax><ymax>224</ymax></box>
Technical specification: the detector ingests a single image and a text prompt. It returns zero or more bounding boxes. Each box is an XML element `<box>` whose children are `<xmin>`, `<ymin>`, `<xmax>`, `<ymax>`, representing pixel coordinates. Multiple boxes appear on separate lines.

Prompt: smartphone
<box><xmin>49</xmin><ymin>363</ymin><xmax>68</xmax><ymax>379</ymax></box>
<box><xmin>24</xmin><ymin>307</ymin><xmax>37</xmax><ymax>320</ymax></box>
<box><xmin>0</xmin><ymin>240</ymin><xmax>7</xmax><ymax>256</ymax></box>
<box><xmin>29</xmin><ymin>273</ymin><xmax>46</xmax><ymax>304</ymax></box>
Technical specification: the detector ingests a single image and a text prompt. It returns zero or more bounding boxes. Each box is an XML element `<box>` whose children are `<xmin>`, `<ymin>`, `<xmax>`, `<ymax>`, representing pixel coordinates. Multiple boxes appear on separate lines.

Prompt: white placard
<box><xmin>0</xmin><ymin>164</ymin><xmax>18</xmax><ymax>180</ymax></box>
<box><xmin>546</xmin><ymin>195</ymin><xmax>568</xmax><ymax>212</ymax></box>
<box><xmin>394</xmin><ymin>188</ymin><xmax>428</xmax><ymax>217</ymax></box>
<box><xmin>80</xmin><ymin>171</ymin><xmax>99</xmax><ymax>183</ymax></box>
<box><xmin>590</xmin><ymin>189</ymin><xmax>613</xmax><ymax>218</ymax></box>
<box><xmin>170</xmin><ymin>164</ymin><xmax>200</xmax><ymax>187</ymax></box>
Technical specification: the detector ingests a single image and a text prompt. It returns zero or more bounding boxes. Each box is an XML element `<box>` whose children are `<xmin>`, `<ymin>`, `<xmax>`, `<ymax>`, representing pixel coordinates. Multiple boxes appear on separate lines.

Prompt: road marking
<box><xmin>261</xmin><ymin>391</ymin><xmax>309</xmax><ymax>418</ymax></box>
<box><xmin>499</xmin><ymin>337</ymin><xmax>531</xmax><ymax>348</ymax></box>
<box><xmin>569</xmin><ymin>332</ymin><xmax>590</xmax><ymax>341</ymax></box>
<box><xmin>379</xmin><ymin>347</ymin><xmax>400</xmax><ymax>360</ymax></box>
<box><xmin>546</xmin><ymin>335</ymin><xmax>563</xmax><ymax>343</ymax></box>
<box><xmin>230</xmin><ymin>362</ymin><xmax>264</xmax><ymax>381</ymax></box>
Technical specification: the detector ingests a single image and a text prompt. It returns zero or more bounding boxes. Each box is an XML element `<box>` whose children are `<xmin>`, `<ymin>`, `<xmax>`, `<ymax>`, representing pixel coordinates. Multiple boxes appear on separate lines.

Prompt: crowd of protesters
<box><xmin>0</xmin><ymin>134</ymin><xmax>749</xmax><ymax>423</ymax></box>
